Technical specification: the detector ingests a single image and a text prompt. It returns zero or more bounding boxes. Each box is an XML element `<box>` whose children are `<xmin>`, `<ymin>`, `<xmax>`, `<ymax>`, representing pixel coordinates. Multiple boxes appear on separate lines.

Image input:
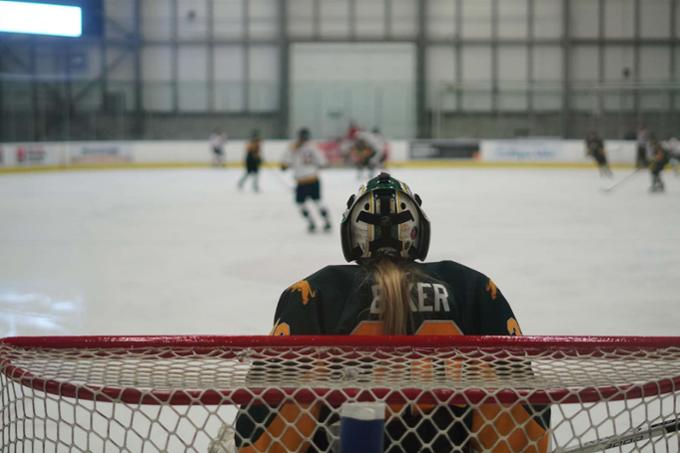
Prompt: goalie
<box><xmin>233</xmin><ymin>173</ymin><xmax>550</xmax><ymax>452</ymax></box>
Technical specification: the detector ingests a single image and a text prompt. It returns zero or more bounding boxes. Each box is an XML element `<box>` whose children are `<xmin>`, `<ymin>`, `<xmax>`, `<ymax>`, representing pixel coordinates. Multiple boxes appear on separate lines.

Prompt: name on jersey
<box><xmin>370</xmin><ymin>283</ymin><xmax>451</xmax><ymax>314</ymax></box>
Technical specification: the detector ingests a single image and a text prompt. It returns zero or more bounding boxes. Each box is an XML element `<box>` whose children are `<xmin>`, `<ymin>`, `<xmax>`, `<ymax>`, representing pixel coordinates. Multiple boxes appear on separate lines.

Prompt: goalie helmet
<box><xmin>341</xmin><ymin>172</ymin><xmax>430</xmax><ymax>262</ymax></box>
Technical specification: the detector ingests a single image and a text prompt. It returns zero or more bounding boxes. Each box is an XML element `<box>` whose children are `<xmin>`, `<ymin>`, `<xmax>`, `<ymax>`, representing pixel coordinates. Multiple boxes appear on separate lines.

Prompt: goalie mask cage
<box><xmin>1</xmin><ymin>335</ymin><xmax>680</xmax><ymax>453</ymax></box>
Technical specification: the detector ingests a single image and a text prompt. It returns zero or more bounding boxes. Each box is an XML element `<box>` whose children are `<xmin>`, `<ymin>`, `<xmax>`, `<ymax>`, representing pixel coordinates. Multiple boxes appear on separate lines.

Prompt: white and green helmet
<box><xmin>341</xmin><ymin>172</ymin><xmax>430</xmax><ymax>262</ymax></box>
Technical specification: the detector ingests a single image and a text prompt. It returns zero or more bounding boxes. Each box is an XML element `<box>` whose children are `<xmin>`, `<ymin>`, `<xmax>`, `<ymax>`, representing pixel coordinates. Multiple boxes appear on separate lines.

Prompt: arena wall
<box><xmin>0</xmin><ymin>139</ymin><xmax>638</xmax><ymax>171</ymax></box>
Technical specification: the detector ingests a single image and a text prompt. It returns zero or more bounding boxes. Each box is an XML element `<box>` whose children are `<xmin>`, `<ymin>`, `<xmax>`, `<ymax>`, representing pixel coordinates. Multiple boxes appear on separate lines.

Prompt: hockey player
<box><xmin>371</xmin><ymin>127</ymin><xmax>390</xmax><ymax>167</ymax></box>
<box><xmin>585</xmin><ymin>131</ymin><xmax>613</xmax><ymax>177</ymax></box>
<box><xmin>636</xmin><ymin>126</ymin><xmax>649</xmax><ymax>168</ymax></box>
<box><xmin>666</xmin><ymin>136</ymin><xmax>680</xmax><ymax>176</ymax></box>
<box><xmin>237</xmin><ymin>130</ymin><xmax>263</xmax><ymax>192</ymax></box>
<box><xmin>234</xmin><ymin>172</ymin><xmax>550</xmax><ymax>452</ymax></box>
<box><xmin>649</xmin><ymin>137</ymin><xmax>670</xmax><ymax>193</ymax></box>
<box><xmin>209</xmin><ymin>129</ymin><xmax>227</xmax><ymax>167</ymax></box>
<box><xmin>351</xmin><ymin>130</ymin><xmax>382</xmax><ymax>180</ymax></box>
<box><xmin>281</xmin><ymin>128</ymin><xmax>332</xmax><ymax>233</ymax></box>
<box><xmin>345</xmin><ymin>120</ymin><xmax>360</xmax><ymax>142</ymax></box>
<box><xmin>338</xmin><ymin>120</ymin><xmax>362</xmax><ymax>164</ymax></box>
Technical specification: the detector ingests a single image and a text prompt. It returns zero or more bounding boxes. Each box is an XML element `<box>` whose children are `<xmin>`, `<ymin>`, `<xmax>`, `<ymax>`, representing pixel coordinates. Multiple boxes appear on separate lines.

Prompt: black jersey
<box><xmin>235</xmin><ymin>261</ymin><xmax>550</xmax><ymax>453</ymax></box>
<box><xmin>586</xmin><ymin>137</ymin><xmax>602</xmax><ymax>153</ymax></box>
<box><xmin>353</xmin><ymin>143</ymin><xmax>378</xmax><ymax>167</ymax></box>
<box><xmin>271</xmin><ymin>260</ymin><xmax>520</xmax><ymax>338</ymax></box>
<box><xmin>648</xmin><ymin>145</ymin><xmax>669</xmax><ymax>174</ymax></box>
<box><xmin>586</xmin><ymin>138</ymin><xmax>607</xmax><ymax>162</ymax></box>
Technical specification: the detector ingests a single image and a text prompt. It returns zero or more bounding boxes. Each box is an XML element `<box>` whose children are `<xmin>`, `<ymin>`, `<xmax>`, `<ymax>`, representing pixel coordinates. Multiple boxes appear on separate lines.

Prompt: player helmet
<box><xmin>298</xmin><ymin>128</ymin><xmax>310</xmax><ymax>142</ymax></box>
<box><xmin>341</xmin><ymin>172</ymin><xmax>430</xmax><ymax>262</ymax></box>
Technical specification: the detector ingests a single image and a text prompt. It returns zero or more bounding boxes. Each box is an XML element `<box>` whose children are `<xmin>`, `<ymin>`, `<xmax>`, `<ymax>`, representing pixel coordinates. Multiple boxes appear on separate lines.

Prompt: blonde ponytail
<box><xmin>370</xmin><ymin>257</ymin><xmax>413</xmax><ymax>335</ymax></box>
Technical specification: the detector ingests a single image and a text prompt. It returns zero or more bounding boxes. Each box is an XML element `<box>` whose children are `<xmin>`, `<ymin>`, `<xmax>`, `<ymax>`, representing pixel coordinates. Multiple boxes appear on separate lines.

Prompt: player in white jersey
<box><xmin>209</xmin><ymin>129</ymin><xmax>227</xmax><ymax>167</ymax></box>
<box><xmin>666</xmin><ymin>137</ymin><xmax>680</xmax><ymax>176</ymax></box>
<box><xmin>281</xmin><ymin>128</ymin><xmax>332</xmax><ymax>233</ymax></box>
<box><xmin>636</xmin><ymin>126</ymin><xmax>649</xmax><ymax>168</ymax></box>
<box><xmin>351</xmin><ymin>130</ymin><xmax>383</xmax><ymax>180</ymax></box>
<box><xmin>371</xmin><ymin>127</ymin><xmax>390</xmax><ymax>166</ymax></box>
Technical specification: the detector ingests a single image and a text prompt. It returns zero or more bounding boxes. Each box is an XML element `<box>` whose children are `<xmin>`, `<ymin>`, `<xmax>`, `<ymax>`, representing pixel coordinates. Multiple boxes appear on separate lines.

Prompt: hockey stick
<box><xmin>553</xmin><ymin>418</ymin><xmax>680</xmax><ymax>453</ymax></box>
<box><xmin>600</xmin><ymin>167</ymin><xmax>642</xmax><ymax>193</ymax></box>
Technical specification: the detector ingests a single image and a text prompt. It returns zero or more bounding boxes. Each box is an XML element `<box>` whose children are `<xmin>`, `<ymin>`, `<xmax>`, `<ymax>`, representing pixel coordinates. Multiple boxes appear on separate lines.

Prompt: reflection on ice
<box><xmin>0</xmin><ymin>291</ymin><xmax>84</xmax><ymax>336</ymax></box>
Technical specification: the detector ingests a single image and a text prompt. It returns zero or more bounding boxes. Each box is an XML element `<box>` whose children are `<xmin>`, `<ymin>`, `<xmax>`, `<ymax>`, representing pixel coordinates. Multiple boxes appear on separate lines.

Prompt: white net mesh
<box><xmin>1</xmin><ymin>335</ymin><xmax>679</xmax><ymax>452</ymax></box>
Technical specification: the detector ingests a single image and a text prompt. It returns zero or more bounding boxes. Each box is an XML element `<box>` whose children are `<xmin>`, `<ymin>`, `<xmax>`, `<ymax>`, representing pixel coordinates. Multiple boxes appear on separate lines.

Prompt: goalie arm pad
<box><xmin>469</xmin><ymin>274</ymin><xmax>551</xmax><ymax>452</ymax></box>
<box><xmin>471</xmin><ymin>404</ymin><xmax>551</xmax><ymax>453</ymax></box>
<box><xmin>235</xmin><ymin>281</ymin><xmax>324</xmax><ymax>452</ymax></box>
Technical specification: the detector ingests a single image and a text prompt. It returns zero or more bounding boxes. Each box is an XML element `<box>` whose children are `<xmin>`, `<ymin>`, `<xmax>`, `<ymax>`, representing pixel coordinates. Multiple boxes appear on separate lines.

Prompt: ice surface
<box><xmin>1</xmin><ymin>166</ymin><xmax>679</xmax><ymax>451</ymax></box>
<box><xmin>0</xmin><ymin>166</ymin><xmax>678</xmax><ymax>337</ymax></box>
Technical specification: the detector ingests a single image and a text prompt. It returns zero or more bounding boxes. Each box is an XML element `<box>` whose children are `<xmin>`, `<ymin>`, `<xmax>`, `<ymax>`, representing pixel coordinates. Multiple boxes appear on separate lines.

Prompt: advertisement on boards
<box><xmin>69</xmin><ymin>143</ymin><xmax>133</xmax><ymax>164</ymax></box>
<box><xmin>409</xmin><ymin>139</ymin><xmax>480</xmax><ymax>159</ymax></box>
<box><xmin>16</xmin><ymin>145</ymin><xmax>48</xmax><ymax>164</ymax></box>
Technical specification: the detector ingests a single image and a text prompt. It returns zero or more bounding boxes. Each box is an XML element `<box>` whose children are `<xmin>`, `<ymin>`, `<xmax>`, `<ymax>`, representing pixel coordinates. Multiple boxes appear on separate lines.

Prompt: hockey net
<box><xmin>1</xmin><ymin>335</ymin><xmax>680</xmax><ymax>453</ymax></box>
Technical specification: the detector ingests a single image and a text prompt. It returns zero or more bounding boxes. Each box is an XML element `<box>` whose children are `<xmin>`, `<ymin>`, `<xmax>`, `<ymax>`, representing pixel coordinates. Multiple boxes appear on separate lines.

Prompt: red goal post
<box><xmin>2</xmin><ymin>335</ymin><xmax>680</xmax><ymax>452</ymax></box>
